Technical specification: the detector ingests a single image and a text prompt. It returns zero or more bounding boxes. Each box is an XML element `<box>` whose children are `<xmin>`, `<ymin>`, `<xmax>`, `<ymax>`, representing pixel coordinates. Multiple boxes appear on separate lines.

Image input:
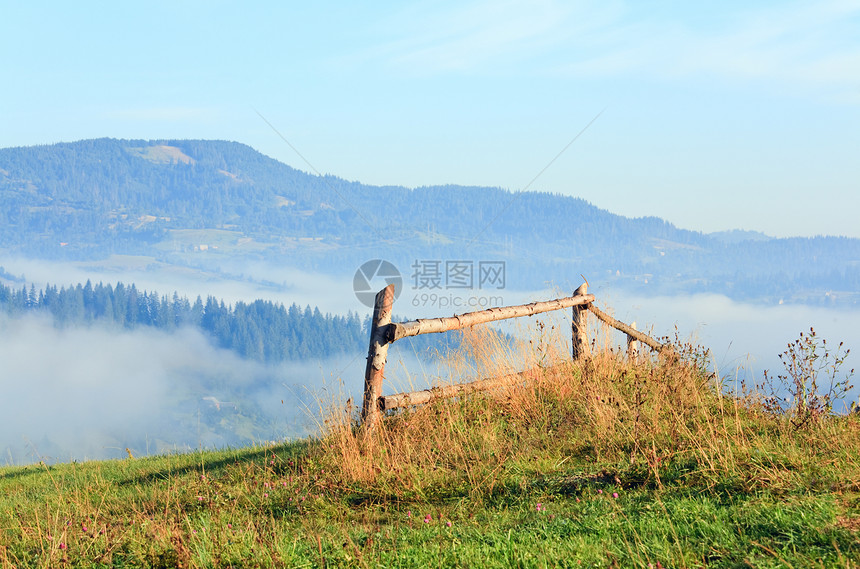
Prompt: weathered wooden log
<box><xmin>388</xmin><ymin>293</ymin><xmax>595</xmax><ymax>342</ymax></box>
<box><xmin>627</xmin><ymin>321</ymin><xmax>640</xmax><ymax>361</ymax></box>
<box><xmin>380</xmin><ymin>368</ymin><xmax>540</xmax><ymax>411</ymax></box>
<box><xmin>361</xmin><ymin>284</ymin><xmax>395</xmax><ymax>429</ymax></box>
<box><xmin>360</xmin><ymin>282</ymin><xmax>676</xmax><ymax>427</ymax></box>
<box><xmin>587</xmin><ymin>304</ymin><xmax>668</xmax><ymax>353</ymax></box>
<box><xmin>571</xmin><ymin>282</ymin><xmax>590</xmax><ymax>360</ymax></box>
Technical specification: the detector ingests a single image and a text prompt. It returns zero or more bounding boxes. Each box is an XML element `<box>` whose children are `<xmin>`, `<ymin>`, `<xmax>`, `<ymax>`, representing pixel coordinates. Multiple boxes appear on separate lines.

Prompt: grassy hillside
<box><xmin>1</xmin><ymin>325</ymin><xmax>859</xmax><ymax>567</ymax></box>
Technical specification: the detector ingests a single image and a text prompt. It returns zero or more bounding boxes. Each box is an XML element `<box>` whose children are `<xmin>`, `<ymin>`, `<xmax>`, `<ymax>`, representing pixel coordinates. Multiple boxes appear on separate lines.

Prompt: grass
<box><xmin>2</xmin><ymin>320</ymin><xmax>859</xmax><ymax>567</ymax></box>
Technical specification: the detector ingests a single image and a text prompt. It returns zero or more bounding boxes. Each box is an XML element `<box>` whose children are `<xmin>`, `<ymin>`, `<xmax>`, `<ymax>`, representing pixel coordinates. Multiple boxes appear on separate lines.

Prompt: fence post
<box><xmin>361</xmin><ymin>284</ymin><xmax>395</xmax><ymax>430</ymax></box>
<box><xmin>571</xmin><ymin>282</ymin><xmax>591</xmax><ymax>360</ymax></box>
<box><xmin>627</xmin><ymin>321</ymin><xmax>639</xmax><ymax>361</ymax></box>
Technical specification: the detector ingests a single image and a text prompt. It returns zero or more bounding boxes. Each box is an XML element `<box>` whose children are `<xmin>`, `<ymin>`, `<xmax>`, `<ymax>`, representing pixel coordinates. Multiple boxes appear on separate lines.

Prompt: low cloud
<box><xmin>596</xmin><ymin>288</ymin><xmax>859</xmax><ymax>402</ymax></box>
<box><xmin>0</xmin><ymin>256</ymin><xmax>361</xmax><ymax>314</ymax></box>
<box><xmin>0</xmin><ymin>314</ymin><xmax>365</xmax><ymax>466</ymax></box>
<box><xmin>3</xmin><ymin>262</ymin><xmax>858</xmax><ymax>466</ymax></box>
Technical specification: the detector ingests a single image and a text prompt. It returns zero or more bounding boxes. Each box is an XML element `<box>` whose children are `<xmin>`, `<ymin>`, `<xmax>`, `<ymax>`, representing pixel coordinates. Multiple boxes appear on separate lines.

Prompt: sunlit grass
<box><xmin>2</xmin><ymin>319</ymin><xmax>859</xmax><ymax>567</ymax></box>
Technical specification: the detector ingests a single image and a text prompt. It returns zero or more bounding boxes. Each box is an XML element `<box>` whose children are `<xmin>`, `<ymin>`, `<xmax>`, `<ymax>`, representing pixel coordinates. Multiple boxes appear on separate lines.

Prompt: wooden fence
<box><xmin>361</xmin><ymin>282</ymin><xmax>670</xmax><ymax>429</ymax></box>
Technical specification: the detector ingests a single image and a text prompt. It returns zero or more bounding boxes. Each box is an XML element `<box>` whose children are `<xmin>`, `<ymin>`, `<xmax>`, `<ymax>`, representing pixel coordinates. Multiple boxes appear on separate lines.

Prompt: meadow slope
<box><xmin>1</xmin><ymin>326</ymin><xmax>859</xmax><ymax>568</ymax></box>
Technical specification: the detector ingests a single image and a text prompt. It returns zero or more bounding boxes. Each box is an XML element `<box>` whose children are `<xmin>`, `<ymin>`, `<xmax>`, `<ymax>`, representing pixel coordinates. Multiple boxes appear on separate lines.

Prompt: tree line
<box><xmin>0</xmin><ymin>280</ymin><xmax>368</xmax><ymax>362</ymax></box>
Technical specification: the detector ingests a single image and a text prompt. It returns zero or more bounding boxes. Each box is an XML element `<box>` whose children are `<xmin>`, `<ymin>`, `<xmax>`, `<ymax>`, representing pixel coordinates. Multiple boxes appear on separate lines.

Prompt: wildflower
<box><xmin>227</xmin><ymin>524</ymin><xmax>232</xmax><ymax>529</ymax></box>
<box><xmin>197</xmin><ymin>496</ymin><xmax>204</xmax><ymax>501</ymax></box>
<box><xmin>446</xmin><ymin>521</ymin><xmax>453</xmax><ymax>527</ymax></box>
<box><xmin>407</xmin><ymin>511</ymin><xmax>412</xmax><ymax>518</ymax></box>
<box><xmin>612</xmin><ymin>492</ymin><xmax>619</xmax><ymax>499</ymax></box>
<box><xmin>264</xmin><ymin>493</ymin><xmax>269</xmax><ymax>498</ymax></box>
<box><xmin>59</xmin><ymin>543</ymin><xmax>67</xmax><ymax>550</ymax></box>
<box><xmin>597</xmin><ymin>489</ymin><xmax>603</xmax><ymax>494</ymax></box>
<box><xmin>536</xmin><ymin>503</ymin><xmax>544</xmax><ymax>512</ymax></box>
<box><xmin>82</xmin><ymin>525</ymin><xmax>88</xmax><ymax>532</ymax></box>
<box><xmin>424</xmin><ymin>514</ymin><xmax>432</xmax><ymax>523</ymax></box>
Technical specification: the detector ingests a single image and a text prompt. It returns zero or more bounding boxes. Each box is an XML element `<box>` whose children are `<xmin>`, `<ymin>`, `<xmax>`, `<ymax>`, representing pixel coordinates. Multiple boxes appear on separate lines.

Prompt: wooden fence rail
<box><xmin>361</xmin><ymin>282</ymin><xmax>669</xmax><ymax>429</ymax></box>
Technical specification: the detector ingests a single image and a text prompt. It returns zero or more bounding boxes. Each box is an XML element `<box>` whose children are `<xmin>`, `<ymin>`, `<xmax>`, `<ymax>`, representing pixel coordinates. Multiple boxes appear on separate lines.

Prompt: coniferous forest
<box><xmin>0</xmin><ymin>280</ymin><xmax>367</xmax><ymax>362</ymax></box>
<box><xmin>0</xmin><ymin>278</ymin><xmax>453</xmax><ymax>363</ymax></box>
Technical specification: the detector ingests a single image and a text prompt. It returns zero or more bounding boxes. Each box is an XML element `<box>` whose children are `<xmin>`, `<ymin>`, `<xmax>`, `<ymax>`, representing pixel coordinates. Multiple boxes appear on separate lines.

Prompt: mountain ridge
<box><xmin>1</xmin><ymin>138</ymin><xmax>858</xmax><ymax>305</ymax></box>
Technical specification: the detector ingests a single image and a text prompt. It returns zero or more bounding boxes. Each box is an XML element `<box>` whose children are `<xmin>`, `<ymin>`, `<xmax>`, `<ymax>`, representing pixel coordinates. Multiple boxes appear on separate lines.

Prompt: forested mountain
<box><xmin>1</xmin><ymin>138</ymin><xmax>858</xmax><ymax>305</ymax></box>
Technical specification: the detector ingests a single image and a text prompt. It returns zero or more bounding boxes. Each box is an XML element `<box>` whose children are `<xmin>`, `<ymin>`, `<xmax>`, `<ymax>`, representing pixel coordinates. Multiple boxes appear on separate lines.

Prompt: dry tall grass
<box><xmin>315</xmin><ymin>312</ymin><xmax>860</xmax><ymax>501</ymax></box>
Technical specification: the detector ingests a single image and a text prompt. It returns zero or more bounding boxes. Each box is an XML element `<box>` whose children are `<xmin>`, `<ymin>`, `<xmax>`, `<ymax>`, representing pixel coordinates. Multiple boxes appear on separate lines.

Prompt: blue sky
<box><xmin>2</xmin><ymin>1</ymin><xmax>859</xmax><ymax>238</ymax></box>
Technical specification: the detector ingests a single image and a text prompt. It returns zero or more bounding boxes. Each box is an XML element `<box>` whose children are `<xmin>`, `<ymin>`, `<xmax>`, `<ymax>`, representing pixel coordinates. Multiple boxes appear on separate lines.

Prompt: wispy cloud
<box><xmin>564</xmin><ymin>1</ymin><xmax>860</xmax><ymax>100</ymax></box>
<box><xmin>358</xmin><ymin>0</ymin><xmax>860</xmax><ymax>98</ymax></box>
<box><xmin>669</xmin><ymin>1</ymin><xmax>860</xmax><ymax>88</ymax></box>
<box><xmin>102</xmin><ymin>106</ymin><xmax>216</xmax><ymax>122</ymax></box>
<box><xmin>352</xmin><ymin>0</ymin><xmax>620</xmax><ymax>74</ymax></box>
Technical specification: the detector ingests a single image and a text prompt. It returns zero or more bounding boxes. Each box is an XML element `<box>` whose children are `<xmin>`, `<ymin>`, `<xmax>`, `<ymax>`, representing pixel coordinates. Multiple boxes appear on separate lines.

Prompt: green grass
<box><xmin>2</xmin><ymin>328</ymin><xmax>859</xmax><ymax>568</ymax></box>
<box><xmin>2</xmin><ymin>444</ymin><xmax>857</xmax><ymax>568</ymax></box>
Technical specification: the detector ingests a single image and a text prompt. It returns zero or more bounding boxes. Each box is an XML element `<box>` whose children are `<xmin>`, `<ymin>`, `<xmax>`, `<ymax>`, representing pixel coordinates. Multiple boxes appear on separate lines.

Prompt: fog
<box><xmin>0</xmin><ymin>314</ymin><xmax>445</xmax><ymax>467</ymax></box>
<box><xmin>0</xmin><ymin>256</ymin><xmax>361</xmax><ymax>314</ymax></box>
<box><xmin>400</xmin><ymin>284</ymin><xmax>860</xmax><ymax>409</ymax></box>
<box><xmin>401</xmin><ymin>282</ymin><xmax>859</xmax><ymax>401</ymax></box>
<box><xmin>0</xmin><ymin>313</ymin><xmax>372</xmax><ymax>466</ymax></box>
<box><xmin>599</xmin><ymin>289</ymin><xmax>856</xmax><ymax>375</ymax></box>
<box><xmin>1</xmin><ymin>257</ymin><xmax>857</xmax><ymax>466</ymax></box>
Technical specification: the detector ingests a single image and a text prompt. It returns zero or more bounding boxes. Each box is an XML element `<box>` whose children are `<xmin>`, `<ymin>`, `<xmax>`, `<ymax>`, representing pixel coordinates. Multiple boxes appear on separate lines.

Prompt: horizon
<box><xmin>2</xmin><ymin>1</ymin><xmax>858</xmax><ymax>239</ymax></box>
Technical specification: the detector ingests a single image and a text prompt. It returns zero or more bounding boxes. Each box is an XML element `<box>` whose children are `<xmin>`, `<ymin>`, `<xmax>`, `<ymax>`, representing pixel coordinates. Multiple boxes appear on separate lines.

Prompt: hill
<box><xmin>1</xmin><ymin>138</ymin><xmax>859</xmax><ymax>304</ymax></box>
<box><xmin>1</xmin><ymin>331</ymin><xmax>858</xmax><ymax>567</ymax></box>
